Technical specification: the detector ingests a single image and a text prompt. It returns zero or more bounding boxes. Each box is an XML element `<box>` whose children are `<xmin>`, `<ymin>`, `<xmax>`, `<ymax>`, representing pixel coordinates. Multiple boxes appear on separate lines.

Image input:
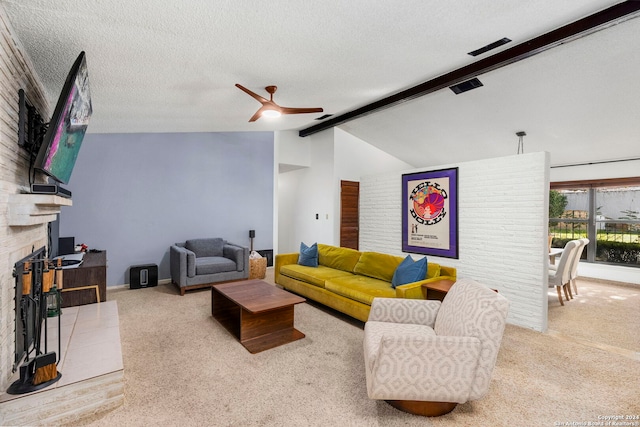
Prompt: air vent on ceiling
<box><xmin>449</xmin><ymin>78</ymin><xmax>483</xmax><ymax>95</ymax></box>
<box><xmin>468</xmin><ymin>37</ymin><xmax>512</xmax><ymax>56</ymax></box>
<box><xmin>315</xmin><ymin>114</ymin><xmax>333</xmax><ymax>120</ymax></box>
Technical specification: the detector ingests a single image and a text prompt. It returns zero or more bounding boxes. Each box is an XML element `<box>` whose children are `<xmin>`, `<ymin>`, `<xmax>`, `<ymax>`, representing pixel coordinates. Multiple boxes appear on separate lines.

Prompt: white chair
<box><xmin>363</xmin><ymin>278</ymin><xmax>509</xmax><ymax>416</ymax></box>
<box><xmin>548</xmin><ymin>240</ymin><xmax>579</xmax><ymax>305</ymax></box>
<box><xmin>569</xmin><ymin>238</ymin><xmax>589</xmax><ymax>295</ymax></box>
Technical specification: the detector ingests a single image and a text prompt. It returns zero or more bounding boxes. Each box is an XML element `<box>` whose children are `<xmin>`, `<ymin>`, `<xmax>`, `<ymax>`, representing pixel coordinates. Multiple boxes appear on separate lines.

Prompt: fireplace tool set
<box><xmin>7</xmin><ymin>258</ymin><xmax>63</xmax><ymax>394</ymax></box>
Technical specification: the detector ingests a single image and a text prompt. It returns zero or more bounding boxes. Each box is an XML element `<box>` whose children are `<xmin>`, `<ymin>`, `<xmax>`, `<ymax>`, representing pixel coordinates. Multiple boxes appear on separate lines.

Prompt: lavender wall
<box><xmin>59</xmin><ymin>132</ymin><xmax>274</xmax><ymax>286</ymax></box>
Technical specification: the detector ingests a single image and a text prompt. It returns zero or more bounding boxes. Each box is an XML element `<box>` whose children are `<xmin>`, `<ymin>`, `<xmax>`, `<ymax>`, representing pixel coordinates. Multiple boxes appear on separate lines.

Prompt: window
<box><xmin>550</xmin><ymin>178</ymin><xmax>640</xmax><ymax>267</ymax></box>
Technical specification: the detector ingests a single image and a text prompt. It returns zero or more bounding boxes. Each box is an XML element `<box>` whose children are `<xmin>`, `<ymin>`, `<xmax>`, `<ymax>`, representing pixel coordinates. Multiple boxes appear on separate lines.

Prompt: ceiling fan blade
<box><xmin>235</xmin><ymin>84</ymin><xmax>269</xmax><ymax>104</ymax></box>
<box><xmin>248</xmin><ymin>106</ymin><xmax>267</xmax><ymax>122</ymax></box>
<box><xmin>237</xmin><ymin>84</ymin><xmax>323</xmax><ymax>120</ymax></box>
<box><xmin>280</xmin><ymin>107</ymin><xmax>324</xmax><ymax>115</ymax></box>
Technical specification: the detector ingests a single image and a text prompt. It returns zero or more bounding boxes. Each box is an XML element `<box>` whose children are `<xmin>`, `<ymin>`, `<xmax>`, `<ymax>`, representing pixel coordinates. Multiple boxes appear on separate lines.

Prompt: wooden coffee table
<box><xmin>211</xmin><ymin>280</ymin><xmax>306</xmax><ymax>353</ymax></box>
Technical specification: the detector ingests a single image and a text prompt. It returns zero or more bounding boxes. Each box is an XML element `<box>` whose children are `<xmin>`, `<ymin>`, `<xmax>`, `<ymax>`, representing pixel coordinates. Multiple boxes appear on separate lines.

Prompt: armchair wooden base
<box><xmin>386</xmin><ymin>400</ymin><xmax>458</xmax><ymax>417</ymax></box>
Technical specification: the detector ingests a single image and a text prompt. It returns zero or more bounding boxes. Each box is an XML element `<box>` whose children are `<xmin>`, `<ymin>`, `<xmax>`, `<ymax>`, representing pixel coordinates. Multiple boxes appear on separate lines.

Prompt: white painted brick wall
<box><xmin>0</xmin><ymin>6</ymin><xmax>50</xmax><ymax>390</ymax></box>
<box><xmin>361</xmin><ymin>152</ymin><xmax>550</xmax><ymax>331</ymax></box>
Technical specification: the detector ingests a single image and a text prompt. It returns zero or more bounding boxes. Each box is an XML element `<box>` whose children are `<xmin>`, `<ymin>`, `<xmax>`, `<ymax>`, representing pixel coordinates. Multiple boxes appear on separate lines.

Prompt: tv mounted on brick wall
<box><xmin>34</xmin><ymin>51</ymin><xmax>92</xmax><ymax>185</ymax></box>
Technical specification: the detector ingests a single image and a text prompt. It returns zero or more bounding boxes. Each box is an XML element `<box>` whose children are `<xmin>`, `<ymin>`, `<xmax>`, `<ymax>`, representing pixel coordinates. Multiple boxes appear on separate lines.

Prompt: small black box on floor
<box><xmin>256</xmin><ymin>249</ymin><xmax>274</xmax><ymax>267</ymax></box>
<box><xmin>130</xmin><ymin>264</ymin><xmax>158</xmax><ymax>289</ymax></box>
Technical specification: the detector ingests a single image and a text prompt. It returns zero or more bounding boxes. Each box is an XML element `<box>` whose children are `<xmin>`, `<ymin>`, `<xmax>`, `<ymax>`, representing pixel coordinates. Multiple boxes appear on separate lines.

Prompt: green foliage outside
<box><xmin>552</xmin><ymin>237</ymin><xmax>640</xmax><ymax>265</ymax></box>
<box><xmin>548</xmin><ymin>189</ymin><xmax>640</xmax><ymax>266</ymax></box>
<box><xmin>550</xmin><ymin>229</ymin><xmax>640</xmax><ymax>243</ymax></box>
<box><xmin>549</xmin><ymin>190</ymin><xmax>568</xmax><ymax>219</ymax></box>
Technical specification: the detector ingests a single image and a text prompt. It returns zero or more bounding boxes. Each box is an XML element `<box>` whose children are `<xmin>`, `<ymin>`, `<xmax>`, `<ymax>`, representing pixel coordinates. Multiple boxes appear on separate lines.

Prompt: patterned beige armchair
<box><xmin>363</xmin><ymin>278</ymin><xmax>509</xmax><ymax>416</ymax></box>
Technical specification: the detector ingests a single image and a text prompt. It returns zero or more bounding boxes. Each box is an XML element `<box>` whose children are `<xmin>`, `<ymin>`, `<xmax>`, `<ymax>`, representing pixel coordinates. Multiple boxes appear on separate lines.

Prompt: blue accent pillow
<box><xmin>298</xmin><ymin>242</ymin><xmax>318</xmax><ymax>267</ymax></box>
<box><xmin>391</xmin><ymin>255</ymin><xmax>427</xmax><ymax>288</ymax></box>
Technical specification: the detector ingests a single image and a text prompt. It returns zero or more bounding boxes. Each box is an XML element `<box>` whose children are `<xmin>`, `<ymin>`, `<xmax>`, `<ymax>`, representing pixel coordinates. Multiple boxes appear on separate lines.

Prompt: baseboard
<box><xmin>113</xmin><ymin>278</ymin><xmax>172</xmax><ymax>289</ymax></box>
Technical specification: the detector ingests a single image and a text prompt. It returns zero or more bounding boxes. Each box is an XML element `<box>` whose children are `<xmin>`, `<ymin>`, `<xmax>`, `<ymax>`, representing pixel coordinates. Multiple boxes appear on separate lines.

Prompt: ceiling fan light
<box><xmin>261</xmin><ymin>109</ymin><xmax>281</xmax><ymax>118</ymax></box>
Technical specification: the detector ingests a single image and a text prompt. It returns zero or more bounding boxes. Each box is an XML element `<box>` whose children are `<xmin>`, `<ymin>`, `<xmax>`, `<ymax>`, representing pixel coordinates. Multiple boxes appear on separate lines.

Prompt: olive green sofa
<box><xmin>275</xmin><ymin>244</ymin><xmax>456</xmax><ymax>322</ymax></box>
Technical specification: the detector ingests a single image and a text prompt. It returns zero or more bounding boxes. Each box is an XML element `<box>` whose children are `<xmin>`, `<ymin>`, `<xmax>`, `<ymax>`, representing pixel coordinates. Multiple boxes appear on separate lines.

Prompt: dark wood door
<box><xmin>340</xmin><ymin>181</ymin><xmax>359</xmax><ymax>249</ymax></box>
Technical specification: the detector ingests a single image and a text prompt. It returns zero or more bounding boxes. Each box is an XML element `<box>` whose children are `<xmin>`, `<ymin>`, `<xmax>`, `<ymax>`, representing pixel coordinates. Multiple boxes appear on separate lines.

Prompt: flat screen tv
<box><xmin>34</xmin><ymin>51</ymin><xmax>92</xmax><ymax>185</ymax></box>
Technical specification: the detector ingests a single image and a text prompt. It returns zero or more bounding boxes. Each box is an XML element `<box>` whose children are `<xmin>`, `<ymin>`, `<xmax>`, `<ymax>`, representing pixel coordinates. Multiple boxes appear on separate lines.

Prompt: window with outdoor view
<box><xmin>549</xmin><ymin>179</ymin><xmax>640</xmax><ymax>268</ymax></box>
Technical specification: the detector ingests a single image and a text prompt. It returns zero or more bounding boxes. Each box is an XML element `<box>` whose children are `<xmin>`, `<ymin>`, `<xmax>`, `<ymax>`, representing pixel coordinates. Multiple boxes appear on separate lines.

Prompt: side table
<box><xmin>421</xmin><ymin>279</ymin><xmax>455</xmax><ymax>302</ymax></box>
<box><xmin>421</xmin><ymin>279</ymin><xmax>498</xmax><ymax>301</ymax></box>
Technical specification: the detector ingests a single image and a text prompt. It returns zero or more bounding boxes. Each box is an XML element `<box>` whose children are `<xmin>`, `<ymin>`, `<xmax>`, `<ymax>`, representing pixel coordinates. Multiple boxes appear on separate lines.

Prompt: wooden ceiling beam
<box><xmin>299</xmin><ymin>1</ymin><xmax>640</xmax><ymax>137</ymax></box>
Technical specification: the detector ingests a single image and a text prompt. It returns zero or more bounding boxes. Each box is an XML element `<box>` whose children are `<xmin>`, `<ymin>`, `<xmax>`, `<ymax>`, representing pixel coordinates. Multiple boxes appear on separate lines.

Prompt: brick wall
<box><xmin>0</xmin><ymin>6</ymin><xmax>50</xmax><ymax>390</ymax></box>
<box><xmin>360</xmin><ymin>152</ymin><xmax>550</xmax><ymax>331</ymax></box>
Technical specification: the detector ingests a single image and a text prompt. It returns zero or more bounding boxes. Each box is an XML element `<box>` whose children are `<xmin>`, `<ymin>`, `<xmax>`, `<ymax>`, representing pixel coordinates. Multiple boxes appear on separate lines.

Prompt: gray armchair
<box><xmin>170</xmin><ymin>238</ymin><xmax>249</xmax><ymax>295</ymax></box>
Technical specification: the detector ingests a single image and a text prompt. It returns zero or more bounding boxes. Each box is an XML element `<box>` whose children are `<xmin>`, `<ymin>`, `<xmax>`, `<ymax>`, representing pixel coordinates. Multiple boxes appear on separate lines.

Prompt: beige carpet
<box><xmin>548</xmin><ymin>279</ymin><xmax>640</xmax><ymax>352</ymax></box>
<box><xmin>70</xmin><ymin>272</ymin><xmax>640</xmax><ymax>426</ymax></box>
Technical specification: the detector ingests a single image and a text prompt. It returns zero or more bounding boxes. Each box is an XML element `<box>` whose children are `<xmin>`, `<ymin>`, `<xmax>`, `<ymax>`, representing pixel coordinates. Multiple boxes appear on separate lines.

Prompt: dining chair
<box><xmin>548</xmin><ymin>240</ymin><xmax>579</xmax><ymax>306</ymax></box>
<box><xmin>569</xmin><ymin>238</ymin><xmax>589</xmax><ymax>296</ymax></box>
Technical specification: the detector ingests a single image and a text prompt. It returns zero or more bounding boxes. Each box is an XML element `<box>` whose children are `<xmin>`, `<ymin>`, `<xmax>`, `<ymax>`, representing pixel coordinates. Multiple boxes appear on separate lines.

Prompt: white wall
<box><xmin>277</xmin><ymin>130</ymin><xmax>335</xmax><ymax>253</ymax></box>
<box><xmin>277</xmin><ymin>130</ymin><xmax>311</xmax><ymax>169</ymax></box>
<box><xmin>360</xmin><ymin>152</ymin><xmax>551</xmax><ymax>331</ymax></box>
<box><xmin>276</xmin><ymin>128</ymin><xmax>413</xmax><ymax>254</ymax></box>
<box><xmin>332</xmin><ymin>128</ymin><xmax>413</xmax><ymax>243</ymax></box>
<box><xmin>333</xmin><ymin>128</ymin><xmax>413</xmax><ymax>180</ymax></box>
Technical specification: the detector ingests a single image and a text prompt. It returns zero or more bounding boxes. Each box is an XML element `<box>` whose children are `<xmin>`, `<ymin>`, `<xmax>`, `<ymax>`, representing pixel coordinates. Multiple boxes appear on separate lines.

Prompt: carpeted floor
<box><xmin>547</xmin><ymin>279</ymin><xmax>640</xmax><ymax>352</ymax></box>
<box><xmin>71</xmin><ymin>273</ymin><xmax>640</xmax><ymax>426</ymax></box>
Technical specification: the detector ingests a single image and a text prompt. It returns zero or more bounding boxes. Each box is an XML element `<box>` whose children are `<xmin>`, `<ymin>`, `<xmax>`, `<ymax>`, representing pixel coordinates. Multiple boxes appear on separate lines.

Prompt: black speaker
<box><xmin>130</xmin><ymin>264</ymin><xmax>158</xmax><ymax>289</ymax></box>
<box><xmin>58</xmin><ymin>237</ymin><xmax>75</xmax><ymax>256</ymax></box>
<box><xmin>256</xmin><ymin>249</ymin><xmax>274</xmax><ymax>267</ymax></box>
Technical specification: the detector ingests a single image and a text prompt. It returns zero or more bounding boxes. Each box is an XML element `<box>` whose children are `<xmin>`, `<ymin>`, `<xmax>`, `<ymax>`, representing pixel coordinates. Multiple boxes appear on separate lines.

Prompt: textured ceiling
<box><xmin>2</xmin><ymin>0</ymin><xmax>639</xmax><ymax>168</ymax></box>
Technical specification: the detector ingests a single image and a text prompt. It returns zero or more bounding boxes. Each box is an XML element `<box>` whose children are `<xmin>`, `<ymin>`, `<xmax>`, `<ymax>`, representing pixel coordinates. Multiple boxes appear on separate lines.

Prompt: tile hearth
<box><xmin>0</xmin><ymin>301</ymin><xmax>124</xmax><ymax>425</ymax></box>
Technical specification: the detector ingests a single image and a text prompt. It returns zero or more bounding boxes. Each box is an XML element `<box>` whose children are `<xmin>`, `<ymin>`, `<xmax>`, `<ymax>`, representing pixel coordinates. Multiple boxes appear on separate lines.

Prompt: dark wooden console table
<box><xmin>61</xmin><ymin>251</ymin><xmax>107</xmax><ymax>307</ymax></box>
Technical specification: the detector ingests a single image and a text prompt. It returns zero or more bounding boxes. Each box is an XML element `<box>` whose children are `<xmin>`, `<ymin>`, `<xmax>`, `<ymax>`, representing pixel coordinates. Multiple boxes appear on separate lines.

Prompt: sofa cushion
<box><xmin>195</xmin><ymin>256</ymin><xmax>237</xmax><ymax>275</ymax></box>
<box><xmin>353</xmin><ymin>252</ymin><xmax>404</xmax><ymax>282</ymax></box>
<box><xmin>426</xmin><ymin>263</ymin><xmax>442</xmax><ymax>279</ymax></box>
<box><xmin>185</xmin><ymin>238</ymin><xmax>224</xmax><ymax>257</ymax></box>
<box><xmin>298</xmin><ymin>242</ymin><xmax>318</xmax><ymax>267</ymax></box>
<box><xmin>280</xmin><ymin>264</ymin><xmax>354</xmax><ymax>288</ymax></box>
<box><xmin>317</xmin><ymin>244</ymin><xmax>362</xmax><ymax>272</ymax></box>
<box><xmin>391</xmin><ymin>255</ymin><xmax>427</xmax><ymax>288</ymax></box>
<box><xmin>326</xmin><ymin>276</ymin><xmax>396</xmax><ymax>306</ymax></box>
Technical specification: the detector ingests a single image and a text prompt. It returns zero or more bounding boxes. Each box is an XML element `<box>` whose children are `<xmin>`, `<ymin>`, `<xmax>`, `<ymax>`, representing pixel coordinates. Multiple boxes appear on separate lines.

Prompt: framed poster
<box><xmin>402</xmin><ymin>167</ymin><xmax>458</xmax><ymax>258</ymax></box>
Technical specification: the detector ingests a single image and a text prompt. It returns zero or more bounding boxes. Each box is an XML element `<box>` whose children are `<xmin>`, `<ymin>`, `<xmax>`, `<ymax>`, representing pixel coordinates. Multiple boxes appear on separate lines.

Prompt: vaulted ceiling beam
<box><xmin>299</xmin><ymin>1</ymin><xmax>640</xmax><ymax>137</ymax></box>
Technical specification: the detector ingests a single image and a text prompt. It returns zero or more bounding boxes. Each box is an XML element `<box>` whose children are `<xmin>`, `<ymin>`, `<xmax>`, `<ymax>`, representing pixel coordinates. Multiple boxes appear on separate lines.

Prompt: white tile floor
<box><xmin>54</xmin><ymin>301</ymin><xmax>123</xmax><ymax>386</ymax></box>
<box><xmin>1</xmin><ymin>300</ymin><xmax>123</xmax><ymax>405</ymax></box>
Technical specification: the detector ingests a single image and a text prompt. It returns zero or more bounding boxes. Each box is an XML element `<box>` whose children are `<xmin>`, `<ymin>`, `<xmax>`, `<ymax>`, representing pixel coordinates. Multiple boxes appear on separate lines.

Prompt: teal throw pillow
<box><xmin>391</xmin><ymin>255</ymin><xmax>427</xmax><ymax>288</ymax></box>
<box><xmin>298</xmin><ymin>242</ymin><xmax>318</xmax><ymax>267</ymax></box>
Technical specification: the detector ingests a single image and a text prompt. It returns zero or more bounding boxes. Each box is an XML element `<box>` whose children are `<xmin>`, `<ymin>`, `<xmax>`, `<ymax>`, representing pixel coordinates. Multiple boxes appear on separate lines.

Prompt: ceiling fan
<box><xmin>235</xmin><ymin>84</ymin><xmax>323</xmax><ymax>122</ymax></box>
